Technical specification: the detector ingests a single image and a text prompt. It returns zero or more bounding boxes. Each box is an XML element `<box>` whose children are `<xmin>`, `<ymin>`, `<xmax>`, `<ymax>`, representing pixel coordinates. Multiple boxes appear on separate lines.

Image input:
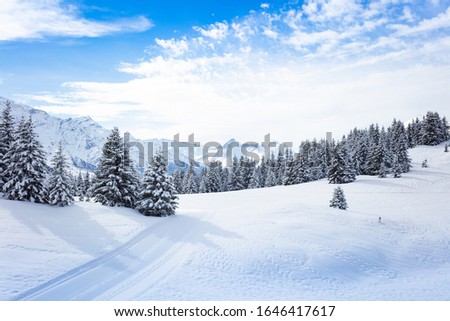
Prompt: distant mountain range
<box><xmin>0</xmin><ymin>97</ymin><xmax>267</xmax><ymax>172</ymax></box>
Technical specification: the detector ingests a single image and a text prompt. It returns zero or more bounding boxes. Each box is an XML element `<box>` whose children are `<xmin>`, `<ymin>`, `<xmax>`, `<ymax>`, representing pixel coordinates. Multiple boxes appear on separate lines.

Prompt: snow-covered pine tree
<box><xmin>239</xmin><ymin>157</ymin><xmax>254</xmax><ymax>189</ymax></box>
<box><xmin>135</xmin><ymin>151</ymin><xmax>178</xmax><ymax>216</ymax></box>
<box><xmin>83</xmin><ymin>171</ymin><xmax>91</xmax><ymax>201</ymax></box>
<box><xmin>172</xmin><ymin>169</ymin><xmax>184</xmax><ymax>194</ymax></box>
<box><xmin>3</xmin><ymin>117</ymin><xmax>48</xmax><ymax>203</ymax></box>
<box><xmin>248</xmin><ymin>167</ymin><xmax>262</xmax><ymax>189</ymax></box>
<box><xmin>205</xmin><ymin>161</ymin><xmax>222</xmax><ymax>193</ymax></box>
<box><xmin>91</xmin><ymin>127</ymin><xmax>138</xmax><ymax>207</ymax></box>
<box><xmin>389</xmin><ymin>120</ymin><xmax>411</xmax><ymax>173</ymax></box>
<box><xmin>275</xmin><ymin>150</ymin><xmax>286</xmax><ymax>185</ymax></box>
<box><xmin>328</xmin><ymin>143</ymin><xmax>356</xmax><ymax>184</ymax></box>
<box><xmin>264</xmin><ymin>167</ymin><xmax>277</xmax><ymax>187</ymax></box>
<box><xmin>282</xmin><ymin>150</ymin><xmax>297</xmax><ymax>186</ymax></box>
<box><xmin>227</xmin><ymin>156</ymin><xmax>244</xmax><ymax>191</ymax></box>
<box><xmin>421</xmin><ymin>112</ymin><xmax>442</xmax><ymax>146</ymax></box>
<box><xmin>47</xmin><ymin>143</ymin><xmax>74</xmax><ymax>207</ymax></box>
<box><xmin>441</xmin><ymin>116</ymin><xmax>449</xmax><ymax>142</ymax></box>
<box><xmin>422</xmin><ymin>159</ymin><xmax>428</xmax><ymax>168</ymax></box>
<box><xmin>445</xmin><ymin>144</ymin><xmax>449</xmax><ymax>153</ymax></box>
<box><xmin>0</xmin><ymin>101</ymin><xmax>15</xmax><ymax>190</ymax></box>
<box><xmin>221</xmin><ymin>167</ymin><xmax>229</xmax><ymax>192</ymax></box>
<box><xmin>329</xmin><ymin>186</ymin><xmax>348</xmax><ymax>210</ymax></box>
<box><xmin>182</xmin><ymin>161</ymin><xmax>199</xmax><ymax>194</ymax></box>
<box><xmin>378</xmin><ymin>163</ymin><xmax>387</xmax><ymax>178</ymax></box>
<box><xmin>393</xmin><ymin>156</ymin><xmax>402</xmax><ymax>178</ymax></box>
<box><xmin>75</xmin><ymin>171</ymin><xmax>84</xmax><ymax>200</ymax></box>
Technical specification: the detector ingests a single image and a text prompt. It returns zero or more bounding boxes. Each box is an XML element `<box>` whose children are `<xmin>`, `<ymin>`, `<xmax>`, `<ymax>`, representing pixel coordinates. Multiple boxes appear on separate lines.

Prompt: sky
<box><xmin>1</xmin><ymin>0</ymin><xmax>450</xmax><ymax>144</ymax></box>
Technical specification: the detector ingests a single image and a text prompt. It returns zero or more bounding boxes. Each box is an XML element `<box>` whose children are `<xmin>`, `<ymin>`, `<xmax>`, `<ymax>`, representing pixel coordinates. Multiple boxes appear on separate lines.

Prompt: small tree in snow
<box><xmin>422</xmin><ymin>159</ymin><xmax>428</xmax><ymax>168</ymax></box>
<box><xmin>329</xmin><ymin>186</ymin><xmax>348</xmax><ymax>210</ymax></box>
<box><xmin>135</xmin><ymin>151</ymin><xmax>178</xmax><ymax>217</ymax></box>
<box><xmin>47</xmin><ymin>144</ymin><xmax>74</xmax><ymax>207</ymax></box>
<box><xmin>445</xmin><ymin>144</ymin><xmax>448</xmax><ymax>153</ymax></box>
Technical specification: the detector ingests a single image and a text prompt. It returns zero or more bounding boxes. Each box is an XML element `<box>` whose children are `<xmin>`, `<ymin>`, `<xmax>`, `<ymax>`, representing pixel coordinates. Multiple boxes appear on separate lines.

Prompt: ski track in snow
<box><xmin>1</xmin><ymin>143</ymin><xmax>450</xmax><ymax>300</ymax></box>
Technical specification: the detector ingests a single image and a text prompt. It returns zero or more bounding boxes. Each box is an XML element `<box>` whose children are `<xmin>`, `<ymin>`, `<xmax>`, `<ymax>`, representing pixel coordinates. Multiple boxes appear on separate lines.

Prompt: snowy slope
<box><xmin>0</xmin><ymin>143</ymin><xmax>449</xmax><ymax>300</ymax></box>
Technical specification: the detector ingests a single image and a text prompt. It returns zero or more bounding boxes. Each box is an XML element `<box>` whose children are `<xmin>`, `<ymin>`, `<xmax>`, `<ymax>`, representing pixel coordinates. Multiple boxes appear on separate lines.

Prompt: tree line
<box><xmin>1</xmin><ymin>99</ymin><xmax>448</xmax><ymax>215</ymax></box>
<box><xmin>172</xmin><ymin>111</ymin><xmax>449</xmax><ymax>193</ymax></box>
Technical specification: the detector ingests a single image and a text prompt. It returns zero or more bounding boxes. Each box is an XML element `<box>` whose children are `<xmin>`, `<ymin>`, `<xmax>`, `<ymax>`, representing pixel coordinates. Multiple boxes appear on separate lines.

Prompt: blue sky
<box><xmin>1</xmin><ymin>0</ymin><xmax>450</xmax><ymax>143</ymax></box>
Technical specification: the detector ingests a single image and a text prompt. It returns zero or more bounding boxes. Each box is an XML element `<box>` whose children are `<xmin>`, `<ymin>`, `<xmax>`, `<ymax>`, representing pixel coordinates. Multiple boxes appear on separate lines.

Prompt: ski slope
<box><xmin>1</xmin><ymin>143</ymin><xmax>450</xmax><ymax>300</ymax></box>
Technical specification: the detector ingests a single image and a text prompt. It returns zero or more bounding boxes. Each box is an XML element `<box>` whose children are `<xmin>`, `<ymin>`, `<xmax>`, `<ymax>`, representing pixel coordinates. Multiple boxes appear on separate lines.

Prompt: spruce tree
<box><xmin>330</xmin><ymin>186</ymin><xmax>348</xmax><ymax>210</ymax></box>
<box><xmin>47</xmin><ymin>144</ymin><xmax>74</xmax><ymax>206</ymax></box>
<box><xmin>75</xmin><ymin>171</ymin><xmax>84</xmax><ymax>200</ymax></box>
<box><xmin>135</xmin><ymin>151</ymin><xmax>178</xmax><ymax>216</ymax></box>
<box><xmin>227</xmin><ymin>156</ymin><xmax>244</xmax><ymax>191</ymax></box>
<box><xmin>282</xmin><ymin>151</ymin><xmax>297</xmax><ymax>186</ymax></box>
<box><xmin>91</xmin><ymin>127</ymin><xmax>138</xmax><ymax>207</ymax></box>
<box><xmin>0</xmin><ymin>101</ymin><xmax>15</xmax><ymax>190</ymax></box>
<box><xmin>248</xmin><ymin>167</ymin><xmax>262</xmax><ymax>189</ymax></box>
<box><xmin>328</xmin><ymin>144</ymin><xmax>356</xmax><ymax>184</ymax></box>
<box><xmin>393</xmin><ymin>156</ymin><xmax>402</xmax><ymax>178</ymax></box>
<box><xmin>83</xmin><ymin>171</ymin><xmax>91</xmax><ymax>201</ymax></box>
<box><xmin>264</xmin><ymin>168</ymin><xmax>277</xmax><ymax>187</ymax></box>
<box><xmin>3</xmin><ymin>117</ymin><xmax>48</xmax><ymax>203</ymax></box>
<box><xmin>172</xmin><ymin>169</ymin><xmax>184</xmax><ymax>194</ymax></box>
<box><xmin>182</xmin><ymin>161</ymin><xmax>199</xmax><ymax>194</ymax></box>
<box><xmin>205</xmin><ymin>161</ymin><xmax>222</xmax><ymax>193</ymax></box>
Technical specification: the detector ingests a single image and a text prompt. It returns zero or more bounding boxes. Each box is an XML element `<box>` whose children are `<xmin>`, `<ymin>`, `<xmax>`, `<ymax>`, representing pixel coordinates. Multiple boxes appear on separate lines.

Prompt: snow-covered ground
<box><xmin>1</xmin><ymin>143</ymin><xmax>449</xmax><ymax>300</ymax></box>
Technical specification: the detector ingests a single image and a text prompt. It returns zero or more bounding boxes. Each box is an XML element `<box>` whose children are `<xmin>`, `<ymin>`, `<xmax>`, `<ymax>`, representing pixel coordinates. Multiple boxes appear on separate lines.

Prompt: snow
<box><xmin>1</xmin><ymin>143</ymin><xmax>450</xmax><ymax>300</ymax></box>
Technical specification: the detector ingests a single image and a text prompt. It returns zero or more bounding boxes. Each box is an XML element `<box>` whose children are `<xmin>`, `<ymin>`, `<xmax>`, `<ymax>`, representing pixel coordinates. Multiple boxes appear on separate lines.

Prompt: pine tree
<box><xmin>421</xmin><ymin>112</ymin><xmax>442</xmax><ymax>145</ymax></box>
<box><xmin>47</xmin><ymin>144</ymin><xmax>74</xmax><ymax>206</ymax></box>
<box><xmin>83</xmin><ymin>171</ymin><xmax>91</xmax><ymax>201</ymax></box>
<box><xmin>445</xmin><ymin>144</ymin><xmax>449</xmax><ymax>153</ymax></box>
<box><xmin>422</xmin><ymin>159</ymin><xmax>428</xmax><ymax>168</ymax></box>
<box><xmin>264</xmin><ymin>168</ymin><xmax>277</xmax><ymax>187</ymax></box>
<box><xmin>389</xmin><ymin>120</ymin><xmax>411</xmax><ymax>173</ymax></box>
<box><xmin>328</xmin><ymin>144</ymin><xmax>356</xmax><ymax>184</ymax></box>
<box><xmin>172</xmin><ymin>169</ymin><xmax>184</xmax><ymax>194</ymax></box>
<box><xmin>441</xmin><ymin>116</ymin><xmax>449</xmax><ymax>142</ymax></box>
<box><xmin>182</xmin><ymin>161</ymin><xmax>199</xmax><ymax>194</ymax></box>
<box><xmin>248</xmin><ymin>167</ymin><xmax>262</xmax><ymax>189</ymax></box>
<box><xmin>393</xmin><ymin>156</ymin><xmax>402</xmax><ymax>178</ymax></box>
<box><xmin>330</xmin><ymin>186</ymin><xmax>348</xmax><ymax>210</ymax></box>
<box><xmin>135</xmin><ymin>151</ymin><xmax>178</xmax><ymax>216</ymax></box>
<box><xmin>275</xmin><ymin>150</ymin><xmax>286</xmax><ymax>185</ymax></box>
<box><xmin>227</xmin><ymin>156</ymin><xmax>244</xmax><ymax>191</ymax></box>
<box><xmin>0</xmin><ymin>101</ymin><xmax>15</xmax><ymax>190</ymax></box>
<box><xmin>75</xmin><ymin>171</ymin><xmax>84</xmax><ymax>200</ymax></box>
<box><xmin>282</xmin><ymin>150</ymin><xmax>297</xmax><ymax>186</ymax></box>
<box><xmin>3</xmin><ymin>117</ymin><xmax>48</xmax><ymax>203</ymax></box>
<box><xmin>205</xmin><ymin>161</ymin><xmax>222</xmax><ymax>193</ymax></box>
<box><xmin>91</xmin><ymin>127</ymin><xmax>138</xmax><ymax>207</ymax></box>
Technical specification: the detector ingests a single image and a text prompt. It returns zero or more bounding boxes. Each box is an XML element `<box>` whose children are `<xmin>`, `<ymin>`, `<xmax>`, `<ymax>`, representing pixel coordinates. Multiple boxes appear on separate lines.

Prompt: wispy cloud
<box><xmin>0</xmin><ymin>0</ymin><xmax>152</xmax><ymax>41</ymax></box>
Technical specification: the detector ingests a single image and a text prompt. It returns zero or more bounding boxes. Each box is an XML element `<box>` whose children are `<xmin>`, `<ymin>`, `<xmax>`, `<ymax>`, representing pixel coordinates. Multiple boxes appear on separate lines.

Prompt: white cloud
<box><xmin>193</xmin><ymin>22</ymin><xmax>229</xmax><ymax>40</ymax></box>
<box><xmin>263</xmin><ymin>28</ymin><xmax>278</xmax><ymax>39</ymax></box>
<box><xmin>302</xmin><ymin>0</ymin><xmax>361</xmax><ymax>22</ymax></box>
<box><xmin>155</xmin><ymin>38</ymin><xmax>188</xmax><ymax>57</ymax></box>
<box><xmin>395</xmin><ymin>6</ymin><xmax>450</xmax><ymax>36</ymax></box>
<box><xmin>261</xmin><ymin>3</ymin><xmax>270</xmax><ymax>9</ymax></box>
<box><xmin>0</xmin><ymin>0</ymin><xmax>152</xmax><ymax>41</ymax></box>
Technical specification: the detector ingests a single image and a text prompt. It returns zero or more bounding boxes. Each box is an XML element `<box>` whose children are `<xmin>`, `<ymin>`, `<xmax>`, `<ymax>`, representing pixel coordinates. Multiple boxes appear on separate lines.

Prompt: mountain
<box><xmin>0</xmin><ymin>97</ymin><xmax>109</xmax><ymax>171</ymax></box>
<box><xmin>0</xmin><ymin>97</ymin><xmax>246</xmax><ymax>172</ymax></box>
